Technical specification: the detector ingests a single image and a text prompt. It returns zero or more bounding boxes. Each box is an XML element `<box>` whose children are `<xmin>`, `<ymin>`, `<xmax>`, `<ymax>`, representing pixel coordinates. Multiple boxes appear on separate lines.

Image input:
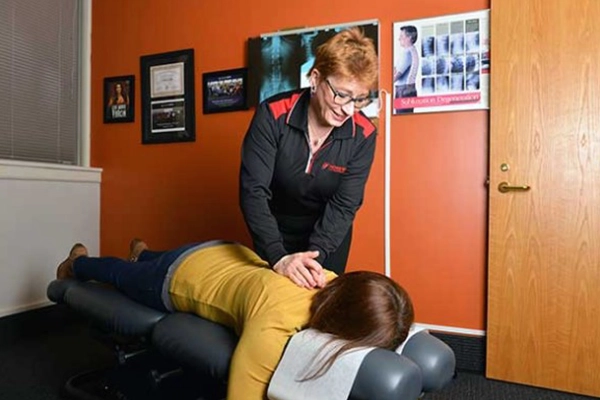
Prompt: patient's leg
<box><xmin>137</xmin><ymin>249</ymin><xmax>165</xmax><ymax>261</ymax></box>
<box><xmin>72</xmin><ymin>255</ymin><xmax>170</xmax><ymax>311</ymax></box>
<box><xmin>128</xmin><ymin>238</ymin><xmax>149</xmax><ymax>262</ymax></box>
<box><xmin>128</xmin><ymin>238</ymin><xmax>169</xmax><ymax>262</ymax></box>
<box><xmin>69</xmin><ymin>242</ymin><xmax>200</xmax><ymax>311</ymax></box>
<box><xmin>56</xmin><ymin>243</ymin><xmax>89</xmax><ymax>279</ymax></box>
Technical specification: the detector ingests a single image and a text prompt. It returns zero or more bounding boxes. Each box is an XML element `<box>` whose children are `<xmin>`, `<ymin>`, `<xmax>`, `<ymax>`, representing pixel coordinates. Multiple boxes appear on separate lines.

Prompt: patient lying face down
<box><xmin>56</xmin><ymin>240</ymin><xmax>414</xmax><ymax>400</ymax></box>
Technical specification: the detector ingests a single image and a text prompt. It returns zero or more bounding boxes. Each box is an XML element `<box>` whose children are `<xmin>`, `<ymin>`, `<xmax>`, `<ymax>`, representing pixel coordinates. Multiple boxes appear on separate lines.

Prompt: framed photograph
<box><xmin>247</xmin><ymin>20</ymin><xmax>380</xmax><ymax>117</ymax></box>
<box><xmin>202</xmin><ymin>68</ymin><xmax>249</xmax><ymax>114</ymax></box>
<box><xmin>103</xmin><ymin>75</ymin><xmax>135</xmax><ymax>123</ymax></box>
<box><xmin>140</xmin><ymin>49</ymin><xmax>195</xmax><ymax>144</ymax></box>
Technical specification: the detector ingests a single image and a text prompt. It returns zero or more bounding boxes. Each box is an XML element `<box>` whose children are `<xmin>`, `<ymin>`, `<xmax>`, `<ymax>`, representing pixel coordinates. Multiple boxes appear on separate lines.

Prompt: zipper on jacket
<box><xmin>305</xmin><ymin>140</ymin><xmax>332</xmax><ymax>174</ymax></box>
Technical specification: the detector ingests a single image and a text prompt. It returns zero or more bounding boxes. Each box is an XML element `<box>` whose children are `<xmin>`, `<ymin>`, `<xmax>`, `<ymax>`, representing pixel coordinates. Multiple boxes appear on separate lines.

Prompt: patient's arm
<box><xmin>226</xmin><ymin>316</ymin><xmax>292</xmax><ymax>400</ymax></box>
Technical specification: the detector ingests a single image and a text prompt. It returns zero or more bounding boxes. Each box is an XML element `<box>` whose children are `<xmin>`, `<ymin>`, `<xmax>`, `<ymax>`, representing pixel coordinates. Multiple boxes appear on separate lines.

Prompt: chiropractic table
<box><xmin>48</xmin><ymin>279</ymin><xmax>455</xmax><ymax>400</ymax></box>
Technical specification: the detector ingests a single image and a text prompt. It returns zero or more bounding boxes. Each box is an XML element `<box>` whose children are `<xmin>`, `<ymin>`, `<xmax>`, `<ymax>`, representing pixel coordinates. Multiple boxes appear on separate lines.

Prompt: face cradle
<box><xmin>311</xmin><ymin>73</ymin><xmax>371</xmax><ymax>128</ymax></box>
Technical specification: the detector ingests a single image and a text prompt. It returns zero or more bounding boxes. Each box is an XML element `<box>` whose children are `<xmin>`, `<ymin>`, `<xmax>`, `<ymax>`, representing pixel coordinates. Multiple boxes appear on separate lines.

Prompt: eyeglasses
<box><xmin>324</xmin><ymin>79</ymin><xmax>373</xmax><ymax>110</ymax></box>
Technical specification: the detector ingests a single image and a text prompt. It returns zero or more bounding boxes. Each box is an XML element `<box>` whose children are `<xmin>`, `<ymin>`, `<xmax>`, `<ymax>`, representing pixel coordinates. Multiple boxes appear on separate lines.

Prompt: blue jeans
<box><xmin>73</xmin><ymin>243</ymin><xmax>199</xmax><ymax>312</ymax></box>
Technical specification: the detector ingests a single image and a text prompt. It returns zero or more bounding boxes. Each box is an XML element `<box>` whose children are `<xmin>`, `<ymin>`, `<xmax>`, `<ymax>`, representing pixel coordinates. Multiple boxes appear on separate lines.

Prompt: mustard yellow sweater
<box><xmin>168</xmin><ymin>243</ymin><xmax>336</xmax><ymax>400</ymax></box>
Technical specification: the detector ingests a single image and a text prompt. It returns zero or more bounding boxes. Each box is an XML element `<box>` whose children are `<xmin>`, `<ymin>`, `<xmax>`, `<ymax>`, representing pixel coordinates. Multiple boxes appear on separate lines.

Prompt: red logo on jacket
<box><xmin>322</xmin><ymin>162</ymin><xmax>347</xmax><ymax>174</ymax></box>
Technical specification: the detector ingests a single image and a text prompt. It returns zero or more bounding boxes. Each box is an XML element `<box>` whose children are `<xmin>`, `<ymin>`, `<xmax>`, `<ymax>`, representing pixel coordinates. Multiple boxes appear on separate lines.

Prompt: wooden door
<box><xmin>487</xmin><ymin>0</ymin><xmax>600</xmax><ymax>396</ymax></box>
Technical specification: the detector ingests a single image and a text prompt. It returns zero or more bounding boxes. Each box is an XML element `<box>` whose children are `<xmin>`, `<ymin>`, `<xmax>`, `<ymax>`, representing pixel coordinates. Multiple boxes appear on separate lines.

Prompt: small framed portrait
<box><xmin>140</xmin><ymin>49</ymin><xmax>195</xmax><ymax>144</ymax></box>
<box><xmin>202</xmin><ymin>68</ymin><xmax>249</xmax><ymax>114</ymax></box>
<box><xmin>103</xmin><ymin>75</ymin><xmax>135</xmax><ymax>123</ymax></box>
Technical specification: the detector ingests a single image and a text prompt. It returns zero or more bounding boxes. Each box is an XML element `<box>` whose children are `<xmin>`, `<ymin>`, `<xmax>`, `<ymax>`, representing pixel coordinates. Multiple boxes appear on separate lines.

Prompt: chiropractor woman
<box><xmin>240</xmin><ymin>27</ymin><xmax>379</xmax><ymax>288</ymax></box>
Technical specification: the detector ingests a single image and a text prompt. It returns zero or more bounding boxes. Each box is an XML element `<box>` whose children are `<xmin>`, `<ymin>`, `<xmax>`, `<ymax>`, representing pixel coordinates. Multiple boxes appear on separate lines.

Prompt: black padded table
<box><xmin>48</xmin><ymin>279</ymin><xmax>455</xmax><ymax>400</ymax></box>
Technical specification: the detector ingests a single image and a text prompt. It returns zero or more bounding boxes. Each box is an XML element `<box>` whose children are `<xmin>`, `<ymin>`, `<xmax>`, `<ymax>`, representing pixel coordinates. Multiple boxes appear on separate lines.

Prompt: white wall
<box><xmin>0</xmin><ymin>160</ymin><xmax>101</xmax><ymax>317</ymax></box>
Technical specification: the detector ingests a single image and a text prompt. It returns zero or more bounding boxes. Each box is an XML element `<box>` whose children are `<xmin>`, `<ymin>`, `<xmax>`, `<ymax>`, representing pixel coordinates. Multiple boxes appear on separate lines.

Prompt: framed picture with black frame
<box><xmin>140</xmin><ymin>49</ymin><xmax>195</xmax><ymax>144</ymax></box>
<box><xmin>202</xmin><ymin>68</ymin><xmax>249</xmax><ymax>114</ymax></box>
<box><xmin>103</xmin><ymin>75</ymin><xmax>135</xmax><ymax>123</ymax></box>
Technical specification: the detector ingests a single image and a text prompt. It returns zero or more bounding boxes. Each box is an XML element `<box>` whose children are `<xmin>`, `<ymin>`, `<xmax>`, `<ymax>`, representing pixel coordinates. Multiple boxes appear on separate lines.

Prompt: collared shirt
<box><xmin>239</xmin><ymin>89</ymin><xmax>377</xmax><ymax>266</ymax></box>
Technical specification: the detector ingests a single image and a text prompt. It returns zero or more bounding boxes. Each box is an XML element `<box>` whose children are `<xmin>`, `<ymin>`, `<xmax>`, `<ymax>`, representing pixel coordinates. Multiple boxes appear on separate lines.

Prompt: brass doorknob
<box><xmin>498</xmin><ymin>182</ymin><xmax>531</xmax><ymax>193</ymax></box>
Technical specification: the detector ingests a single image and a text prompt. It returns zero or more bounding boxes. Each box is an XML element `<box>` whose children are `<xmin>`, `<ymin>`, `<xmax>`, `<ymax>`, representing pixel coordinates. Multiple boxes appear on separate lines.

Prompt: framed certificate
<box><xmin>140</xmin><ymin>49</ymin><xmax>195</xmax><ymax>144</ymax></box>
<box><xmin>150</xmin><ymin>62</ymin><xmax>185</xmax><ymax>98</ymax></box>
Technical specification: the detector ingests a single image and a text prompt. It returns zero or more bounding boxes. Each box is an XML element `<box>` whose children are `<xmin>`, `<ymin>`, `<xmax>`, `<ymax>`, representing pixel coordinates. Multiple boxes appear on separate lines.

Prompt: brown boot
<box><xmin>56</xmin><ymin>243</ymin><xmax>88</xmax><ymax>280</ymax></box>
<box><xmin>128</xmin><ymin>238</ymin><xmax>148</xmax><ymax>262</ymax></box>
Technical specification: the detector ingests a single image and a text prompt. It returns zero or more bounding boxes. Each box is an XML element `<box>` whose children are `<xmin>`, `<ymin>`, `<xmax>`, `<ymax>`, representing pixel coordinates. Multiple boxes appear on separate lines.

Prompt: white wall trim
<box><xmin>383</xmin><ymin>90</ymin><xmax>391</xmax><ymax>278</ymax></box>
<box><xmin>0</xmin><ymin>300</ymin><xmax>54</xmax><ymax>319</ymax></box>
<box><xmin>80</xmin><ymin>0</ymin><xmax>92</xmax><ymax>167</ymax></box>
<box><xmin>260</xmin><ymin>19</ymin><xmax>379</xmax><ymax>38</ymax></box>
<box><xmin>0</xmin><ymin>159</ymin><xmax>102</xmax><ymax>183</ymax></box>
<box><xmin>415</xmin><ymin>322</ymin><xmax>485</xmax><ymax>336</ymax></box>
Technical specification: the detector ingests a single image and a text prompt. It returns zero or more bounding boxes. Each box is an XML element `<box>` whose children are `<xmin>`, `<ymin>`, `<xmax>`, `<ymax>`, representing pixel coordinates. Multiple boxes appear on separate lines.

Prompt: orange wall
<box><xmin>91</xmin><ymin>0</ymin><xmax>489</xmax><ymax>330</ymax></box>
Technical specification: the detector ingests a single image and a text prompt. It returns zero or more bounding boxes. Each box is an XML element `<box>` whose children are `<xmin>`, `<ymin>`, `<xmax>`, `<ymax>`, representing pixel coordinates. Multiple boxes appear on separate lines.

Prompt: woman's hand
<box><xmin>273</xmin><ymin>251</ymin><xmax>326</xmax><ymax>289</ymax></box>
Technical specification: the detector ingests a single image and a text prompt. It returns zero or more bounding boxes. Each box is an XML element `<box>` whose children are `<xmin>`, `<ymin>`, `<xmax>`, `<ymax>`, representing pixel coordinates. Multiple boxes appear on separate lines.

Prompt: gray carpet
<box><xmin>0</xmin><ymin>323</ymin><xmax>113</xmax><ymax>400</ymax></box>
<box><xmin>423</xmin><ymin>372</ymin><xmax>597</xmax><ymax>400</ymax></box>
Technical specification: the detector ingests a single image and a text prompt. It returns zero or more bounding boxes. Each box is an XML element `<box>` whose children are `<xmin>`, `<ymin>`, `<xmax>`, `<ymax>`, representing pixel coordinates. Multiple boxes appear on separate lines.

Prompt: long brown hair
<box><xmin>303</xmin><ymin>271</ymin><xmax>414</xmax><ymax>379</ymax></box>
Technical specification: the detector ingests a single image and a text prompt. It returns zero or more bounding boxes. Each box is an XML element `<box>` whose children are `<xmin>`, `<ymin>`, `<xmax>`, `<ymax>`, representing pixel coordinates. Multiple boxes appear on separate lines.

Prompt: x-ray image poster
<box><xmin>248</xmin><ymin>20</ymin><xmax>380</xmax><ymax>117</ymax></box>
<box><xmin>393</xmin><ymin>10</ymin><xmax>489</xmax><ymax>115</ymax></box>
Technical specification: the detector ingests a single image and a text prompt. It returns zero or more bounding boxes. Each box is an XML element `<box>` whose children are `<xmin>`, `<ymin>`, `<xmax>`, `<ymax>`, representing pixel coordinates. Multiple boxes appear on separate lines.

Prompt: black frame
<box><xmin>140</xmin><ymin>49</ymin><xmax>195</xmax><ymax>144</ymax></box>
<box><xmin>103</xmin><ymin>75</ymin><xmax>135</xmax><ymax>123</ymax></box>
<box><xmin>202</xmin><ymin>68</ymin><xmax>249</xmax><ymax>114</ymax></box>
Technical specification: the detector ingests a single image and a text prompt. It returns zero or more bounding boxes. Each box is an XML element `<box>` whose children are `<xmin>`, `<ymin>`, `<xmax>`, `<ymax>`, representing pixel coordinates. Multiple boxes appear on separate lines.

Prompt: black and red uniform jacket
<box><xmin>239</xmin><ymin>89</ymin><xmax>377</xmax><ymax>267</ymax></box>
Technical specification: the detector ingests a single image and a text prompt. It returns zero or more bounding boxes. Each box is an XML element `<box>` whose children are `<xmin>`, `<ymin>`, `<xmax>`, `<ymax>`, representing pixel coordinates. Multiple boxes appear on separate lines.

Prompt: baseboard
<box><xmin>0</xmin><ymin>303</ymin><xmax>82</xmax><ymax>346</ymax></box>
<box><xmin>430</xmin><ymin>331</ymin><xmax>486</xmax><ymax>374</ymax></box>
